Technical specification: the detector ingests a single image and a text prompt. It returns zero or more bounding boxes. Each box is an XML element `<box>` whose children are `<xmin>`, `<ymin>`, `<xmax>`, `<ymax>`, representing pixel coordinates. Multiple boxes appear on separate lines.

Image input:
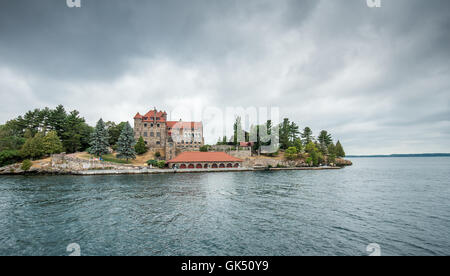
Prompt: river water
<box><xmin>0</xmin><ymin>157</ymin><xmax>449</xmax><ymax>256</ymax></box>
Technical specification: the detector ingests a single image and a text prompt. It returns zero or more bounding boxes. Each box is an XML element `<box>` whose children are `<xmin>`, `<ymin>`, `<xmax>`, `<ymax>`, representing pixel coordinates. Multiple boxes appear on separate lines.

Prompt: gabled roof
<box><xmin>134</xmin><ymin>112</ymin><xmax>143</xmax><ymax>119</ymax></box>
<box><xmin>167</xmin><ymin>152</ymin><xmax>243</xmax><ymax>163</ymax></box>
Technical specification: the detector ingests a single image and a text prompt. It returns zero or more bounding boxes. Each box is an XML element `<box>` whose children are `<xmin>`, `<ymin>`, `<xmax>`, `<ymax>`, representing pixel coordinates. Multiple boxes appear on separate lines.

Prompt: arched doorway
<box><xmin>219</xmin><ymin>163</ymin><xmax>225</xmax><ymax>168</ymax></box>
<box><xmin>212</xmin><ymin>164</ymin><xmax>218</xmax><ymax>168</ymax></box>
<box><xmin>180</xmin><ymin>164</ymin><xmax>187</xmax><ymax>169</ymax></box>
<box><xmin>204</xmin><ymin>164</ymin><xmax>208</xmax><ymax>169</ymax></box>
<box><xmin>234</xmin><ymin>163</ymin><xmax>240</xmax><ymax>168</ymax></box>
<box><xmin>227</xmin><ymin>163</ymin><xmax>233</xmax><ymax>168</ymax></box>
<box><xmin>188</xmin><ymin>164</ymin><xmax>195</xmax><ymax>169</ymax></box>
<box><xmin>196</xmin><ymin>164</ymin><xmax>203</xmax><ymax>169</ymax></box>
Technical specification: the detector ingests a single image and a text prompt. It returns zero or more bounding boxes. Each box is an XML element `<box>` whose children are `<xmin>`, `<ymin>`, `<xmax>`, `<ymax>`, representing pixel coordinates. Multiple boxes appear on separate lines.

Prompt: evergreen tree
<box><xmin>43</xmin><ymin>131</ymin><xmax>63</xmax><ymax>155</ymax></box>
<box><xmin>285</xmin><ymin>147</ymin><xmax>298</xmax><ymax>160</ymax></box>
<box><xmin>135</xmin><ymin>136</ymin><xmax>148</xmax><ymax>155</ymax></box>
<box><xmin>327</xmin><ymin>143</ymin><xmax>337</xmax><ymax>164</ymax></box>
<box><xmin>116</xmin><ymin>122</ymin><xmax>136</xmax><ymax>161</ymax></box>
<box><xmin>293</xmin><ymin>138</ymin><xmax>303</xmax><ymax>153</ymax></box>
<box><xmin>301</xmin><ymin>127</ymin><xmax>313</xmax><ymax>145</ymax></box>
<box><xmin>289</xmin><ymin>122</ymin><xmax>300</xmax><ymax>143</ymax></box>
<box><xmin>336</xmin><ymin>140</ymin><xmax>346</xmax><ymax>158</ymax></box>
<box><xmin>318</xmin><ymin>130</ymin><xmax>332</xmax><ymax>147</ymax></box>
<box><xmin>89</xmin><ymin>119</ymin><xmax>110</xmax><ymax>157</ymax></box>
<box><xmin>21</xmin><ymin>133</ymin><xmax>45</xmax><ymax>159</ymax></box>
<box><xmin>279</xmin><ymin>118</ymin><xmax>291</xmax><ymax>149</ymax></box>
<box><xmin>106</xmin><ymin>121</ymin><xmax>127</xmax><ymax>146</ymax></box>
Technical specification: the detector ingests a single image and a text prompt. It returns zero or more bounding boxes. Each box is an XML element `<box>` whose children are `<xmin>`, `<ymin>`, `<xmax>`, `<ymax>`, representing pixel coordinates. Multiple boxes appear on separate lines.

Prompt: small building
<box><xmin>167</xmin><ymin>152</ymin><xmax>243</xmax><ymax>169</ymax></box>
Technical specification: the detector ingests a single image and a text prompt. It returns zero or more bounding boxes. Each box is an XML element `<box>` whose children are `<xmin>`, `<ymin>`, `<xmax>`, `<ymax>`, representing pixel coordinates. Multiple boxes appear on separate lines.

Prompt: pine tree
<box><xmin>116</xmin><ymin>122</ymin><xmax>136</xmax><ymax>161</ymax></box>
<box><xmin>336</xmin><ymin>140</ymin><xmax>346</xmax><ymax>158</ymax></box>
<box><xmin>318</xmin><ymin>130</ymin><xmax>332</xmax><ymax>154</ymax></box>
<box><xmin>43</xmin><ymin>131</ymin><xmax>63</xmax><ymax>155</ymax></box>
<box><xmin>135</xmin><ymin>136</ymin><xmax>148</xmax><ymax>155</ymax></box>
<box><xmin>279</xmin><ymin>118</ymin><xmax>291</xmax><ymax>149</ymax></box>
<box><xmin>301</xmin><ymin>127</ymin><xmax>313</xmax><ymax>145</ymax></box>
<box><xmin>89</xmin><ymin>119</ymin><xmax>110</xmax><ymax>157</ymax></box>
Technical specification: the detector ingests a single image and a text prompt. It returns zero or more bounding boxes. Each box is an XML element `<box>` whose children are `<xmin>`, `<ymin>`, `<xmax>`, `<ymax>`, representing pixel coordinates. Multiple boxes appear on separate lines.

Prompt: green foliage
<box><xmin>285</xmin><ymin>147</ymin><xmax>298</xmax><ymax>160</ymax></box>
<box><xmin>0</xmin><ymin>125</ymin><xmax>25</xmax><ymax>151</ymax></box>
<box><xmin>301</xmin><ymin>127</ymin><xmax>313</xmax><ymax>145</ymax></box>
<box><xmin>21</xmin><ymin>133</ymin><xmax>45</xmax><ymax>159</ymax></box>
<box><xmin>293</xmin><ymin>138</ymin><xmax>303</xmax><ymax>153</ymax></box>
<box><xmin>154</xmin><ymin>151</ymin><xmax>161</xmax><ymax>159</ymax></box>
<box><xmin>89</xmin><ymin>119</ymin><xmax>110</xmax><ymax>157</ymax></box>
<box><xmin>21</xmin><ymin>159</ymin><xmax>33</xmax><ymax>171</ymax></box>
<box><xmin>101</xmin><ymin>154</ymin><xmax>130</xmax><ymax>164</ymax></box>
<box><xmin>147</xmin><ymin>159</ymin><xmax>165</xmax><ymax>168</ymax></box>
<box><xmin>200</xmin><ymin>145</ymin><xmax>209</xmax><ymax>152</ymax></box>
<box><xmin>134</xmin><ymin>136</ymin><xmax>148</xmax><ymax>155</ymax></box>
<box><xmin>43</xmin><ymin>131</ymin><xmax>63</xmax><ymax>155</ymax></box>
<box><xmin>336</xmin><ymin>140</ymin><xmax>346</xmax><ymax>158</ymax></box>
<box><xmin>0</xmin><ymin>150</ymin><xmax>21</xmax><ymax>167</ymax></box>
<box><xmin>279</xmin><ymin>118</ymin><xmax>291</xmax><ymax>150</ymax></box>
<box><xmin>147</xmin><ymin>159</ymin><xmax>158</xmax><ymax>167</ymax></box>
<box><xmin>305</xmin><ymin>141</ymin><xmax>321</xmax><ymax>166</ymax></box>
<box><xmin>106</xmin><ymin>121</ymin><xmax>127</xmax><ymax>146</ymax></box>
<box><xmin>327</xmin><ymin>143</ymin><xmax>337</xmax><ymax>164</ymax></box>
<box><xmin>157</xmin><ymin>161</ymin><xmax>166</xmax><ymax>169</ymax></box>
<box><xmin>116</xmin><ymin>122</ymin><xmax>136</xmax><ymax>161</ymax></box>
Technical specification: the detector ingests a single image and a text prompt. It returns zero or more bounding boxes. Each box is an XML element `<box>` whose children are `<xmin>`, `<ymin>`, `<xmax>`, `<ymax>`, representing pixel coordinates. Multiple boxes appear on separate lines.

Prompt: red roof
<box><xmin>134</xmin><ymin>112</ymin><xmax>143</xmax><ymax>119</ymax></box>
<box><xmin>135</xmin><ymin>109</ymin><xmax>167</xmax><ymax>122</ymax></box>
<box><xmin>167</xmin><ymin>121</ymin><xmax>203</xmax><ymax>130</ymax></box>
<box><xmin>168</xmin><ymin>152</ymin><xmax>243</xmax><ymax>163</ymax></box>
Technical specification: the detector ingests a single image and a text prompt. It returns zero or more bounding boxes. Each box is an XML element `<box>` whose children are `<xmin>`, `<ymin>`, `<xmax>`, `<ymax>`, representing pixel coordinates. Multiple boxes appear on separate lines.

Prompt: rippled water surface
<box><xmin>0</xmin><ymin>157</ymin><xmax>449</xmax><ymax>256</ymax></box>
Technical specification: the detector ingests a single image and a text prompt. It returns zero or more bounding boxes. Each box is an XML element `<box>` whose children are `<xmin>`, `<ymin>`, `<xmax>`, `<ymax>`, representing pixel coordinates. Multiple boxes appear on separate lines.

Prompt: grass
<box><xmin>101</xmin><ymin>154</ymin><xmax>132</xmax><ymax>164</ymax></box>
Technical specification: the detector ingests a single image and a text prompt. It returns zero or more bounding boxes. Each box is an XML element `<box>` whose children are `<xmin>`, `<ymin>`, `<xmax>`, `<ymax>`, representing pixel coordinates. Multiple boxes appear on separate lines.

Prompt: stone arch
<box><xmin>204</xmin><ymin>164</ymin><xmax>208</xmax><ymax>169</ymax></box>
<box><xmin>196</xmin><ymin>164</ymin><xmax>203</xmax><ymax>169</ymax></box>
<box><xmin>219</xmin><ymin>163</ymin><xmax>225</xmax><ymax>168</ymax></box>
<box><xmin>234</xmin><ymin>163</ymin><xmax>240</xmax><ymax>168</ymax></box>
<box><xmin>212</xmin><ymin>163</ymin><xmax>218</xmax><ymax>168</ymax></box>
<box><xmin>180</xmin><ymin>164</ymin><xmax>187</xmax><ymax>169</ymax></box>
<box><xmin>188</xmin><ymin>164</ymin><xmax>195</xmax><ymax>169</ymax></box>
<box><xmin>227</xmin><ymin>163</ymin><xmax>233</xmax><ymax>168</ymax></box>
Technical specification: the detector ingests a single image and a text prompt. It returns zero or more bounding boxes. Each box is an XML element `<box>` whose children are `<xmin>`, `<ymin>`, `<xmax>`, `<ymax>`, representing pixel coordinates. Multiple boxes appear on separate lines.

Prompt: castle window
<box><xmin>151</xmin><ymin>123</ymin><xmax>154</xmax><ymax>127</ymax></box>
<box><xmin>150</xmin><ymin>132</ymin><xmax>154</xmax><ymax>137</ymax></box>
<box><xmin>144</xmin><ymin>123</ymin><xmax>147</xmax><ymax>127</ymax></box>
<box><xmin>143</xmin><ymin>132</ymin><xmax>147</xmax><ymax>137</ymax></box>
<box><xmin>157</xmin><ymin>124</ymin><xmax>160</xmax><ymax>128</ymax></box>
<box><xmin>156</xmin><ymin>141</ymin><xmax>160</xmax><ymax>145</ymax></box>
<box><xmin>157</xmin><ymin>132</ymin><xmax>161</xmax><ymax>137</ymax></box>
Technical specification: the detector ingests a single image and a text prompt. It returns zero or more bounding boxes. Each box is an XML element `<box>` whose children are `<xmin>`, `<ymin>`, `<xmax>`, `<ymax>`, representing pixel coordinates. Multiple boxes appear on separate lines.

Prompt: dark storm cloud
<box><xmin>0</xmin><ymin>0</ymin><xmax>449</xmax><ymax>154</ymax></box>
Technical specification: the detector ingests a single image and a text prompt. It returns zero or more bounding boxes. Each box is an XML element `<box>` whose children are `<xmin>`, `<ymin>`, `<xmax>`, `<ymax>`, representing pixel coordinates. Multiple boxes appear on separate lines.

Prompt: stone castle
<box><xmin>133</xmin><ymin>108</ymin><xmax>204</xmax><ymax>160</ymax></box>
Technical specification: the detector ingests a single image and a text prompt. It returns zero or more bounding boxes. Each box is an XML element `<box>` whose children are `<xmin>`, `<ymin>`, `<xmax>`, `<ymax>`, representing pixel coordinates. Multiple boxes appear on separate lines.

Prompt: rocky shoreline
<box><xmin>0</xmin><ymin>153</ymin><xmax>351</xmax><ymax>176</ymax></box>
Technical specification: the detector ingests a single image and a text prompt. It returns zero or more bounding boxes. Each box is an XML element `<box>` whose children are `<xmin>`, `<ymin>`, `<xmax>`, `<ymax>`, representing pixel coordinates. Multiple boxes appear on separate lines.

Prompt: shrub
<box><xmin>156</xmin><ymin>161</ymin><xmax>166</xmax><ymax>169</ymax></box>
<box><xmin>21</xmin><ymin>160</ymin><xmax>33</xmax><ymax>171</ymax></box>
<box><xmin>285</xmin><ymin>147</ymin><xmax>298</xmax><ymax>160</ymax></box>
<box><xmin>0</xmin><ymin>150</ymin><xmax>21</xmax><ymax>167</ymax></box>
<box><xmin>154</xmin><ymin>151</ymin><xmax>161</xmax><ymax>159</ymax></box>
<box><xmin>147</xmin><ymin>160</ymin><xmax>159</xmax><ymax>167</ymax></box>
<box><xmin>199</xmin><ymin>145</ymin><xmax>209</xmax><ymax>152</ymax></box>
<box><xmin>135</xmin><ymin>137</ymin><xmax>148</xmax><ymax>155</ymax></box>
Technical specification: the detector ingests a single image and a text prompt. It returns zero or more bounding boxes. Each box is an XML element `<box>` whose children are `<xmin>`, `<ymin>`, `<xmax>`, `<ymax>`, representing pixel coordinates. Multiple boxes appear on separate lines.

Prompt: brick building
<box><xmin>167</xmin><ymin>152</ymin><xmax>243</xmax><ymax>169</ymax></box>
<box><xmin>133</xmin><ymin>108</ymin><xmax>204</xmax><ymax>160</ymax></box>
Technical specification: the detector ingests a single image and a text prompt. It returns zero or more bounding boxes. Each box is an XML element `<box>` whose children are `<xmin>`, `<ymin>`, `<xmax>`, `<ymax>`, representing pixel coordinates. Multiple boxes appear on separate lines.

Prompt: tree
<box><xmin>0</xmin><ymin>150</ymin><xmax>21</xmax><ymax>167</ymax></box>
<box><xmin>301</xmin><ymin>127</ymin><xmax>313</xmax><ymax>145</ymax></box>
<box><xmin>293</xmin><ymin>138</ymin><xmax>303</xmax><ymax>153</ymax></box>
<box><xmin>233</xmin><ymin>116</ymin><xmax>244</xmax><ymax>146</ymax></box>
<box><xmin>285</xmin><ymin>147</ymin><xmax>298</xmax><ymax>160</ymax></box>
<box><xmin>89</xmin><ymin>119</ymin><xmax>110</xmax><ymax>157</ymax></box>
<box><xmin>200</xmin><ymin>145</ymin><xmax>209</xmax><ymax>152</ymax></box>
<box><xmin>289</xmin><ymin>122</ymin><xmax>300</xmax><ymax>143</ymax></box>
<box><xmin>21</xmin><ymin>133</ymin><xmax>45</xmax><ymax>159</ymax></box>
<box><xmin>62</xmin><ymin>110</ymin><xmax>92</xmax><ymax>153</ymax></box>
<box><xmin>327</xmin><ymin>143</ymin><xmax>337</xmax><ymax>164</ymax></box>
<box><xmin>116</xmin><ymin>122</ymin><xmax>136</xmax><ymax>161</ymax></box>
<box><xmin>279</xmin><ymin>118</ymin><xmax>291</xmax><ymax>150</ymax></box>
<box><xmin>135</xmin><ymin>136</ymin><xmax>148</xmax><ymax>155</ymax></box>
<box><xmin>305</xmin><ymin>141</ymin><xmax>321</xmax><ymax>167</ymax></box>
<box><xmin>43</xmin><ymin>131</ymin><xmax>63</xmax><ymax>155</ymax></box>
<box><xmin>336</xmin><ymin>141</ymin><xmax>346</xmax><ymax>158</ymax></box>
<box><xmin>318</xmin><ymin>130</ymin><xmax>333</xmax><ymax>154</ymax></box>
<box><xmin>154</xmin><ymin>151</ymin><xmax>161</xmax><ymax>159</ymax></box>
<box><xmin>106</xmin><ymin>121</ymin><xmax>127</xmax><ymax>146</ymax></box>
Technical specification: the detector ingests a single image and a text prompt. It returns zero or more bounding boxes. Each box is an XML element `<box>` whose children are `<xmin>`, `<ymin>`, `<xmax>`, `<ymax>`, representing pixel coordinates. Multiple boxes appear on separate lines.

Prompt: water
<box><xmin>0</xmin><ymin>157</ymin><xmax>449</xmax><ymax>256</ymax></box>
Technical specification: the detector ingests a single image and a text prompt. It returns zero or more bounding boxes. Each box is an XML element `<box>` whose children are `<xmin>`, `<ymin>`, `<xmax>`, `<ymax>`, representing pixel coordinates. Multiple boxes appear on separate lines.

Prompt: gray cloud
<box><xmin>0</xmin><ymin>0</ymin><xmax>449</xmax><ymax>154</ymax></box>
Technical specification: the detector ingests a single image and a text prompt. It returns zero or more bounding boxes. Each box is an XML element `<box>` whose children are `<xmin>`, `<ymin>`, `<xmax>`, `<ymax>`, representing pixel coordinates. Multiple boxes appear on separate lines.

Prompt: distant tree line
<box><xmin>0</xmin><ymin>105</ymin><xmax>144</xmax><ymax>167</ymax></box>
<box><xmin>217</xmin><ymin>116</ymin><xmax>346</xmax><ymax>166</ymax></box>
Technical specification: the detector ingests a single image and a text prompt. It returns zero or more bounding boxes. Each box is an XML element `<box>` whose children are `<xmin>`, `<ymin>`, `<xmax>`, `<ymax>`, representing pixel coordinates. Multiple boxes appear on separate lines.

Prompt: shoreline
<box><xmin>0</xmin><ymin>166</ymin><xmax>343</xmax><ymax>176</ymax></box>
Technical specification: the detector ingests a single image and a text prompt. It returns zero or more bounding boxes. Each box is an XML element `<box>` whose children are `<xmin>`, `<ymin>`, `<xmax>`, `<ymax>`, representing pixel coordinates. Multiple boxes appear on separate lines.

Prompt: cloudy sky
<box><xmin>0</xmin><ymin>0</ymin><xmax>449</xmax><ymax>154</ymax></box>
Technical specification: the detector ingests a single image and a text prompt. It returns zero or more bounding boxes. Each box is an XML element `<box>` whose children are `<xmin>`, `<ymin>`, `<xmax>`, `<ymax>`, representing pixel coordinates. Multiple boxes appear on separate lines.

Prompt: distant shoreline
<box><xmin>347</xmin><ymin>153</ymin><xmax>450</xmax><ymax>158</ymax></box>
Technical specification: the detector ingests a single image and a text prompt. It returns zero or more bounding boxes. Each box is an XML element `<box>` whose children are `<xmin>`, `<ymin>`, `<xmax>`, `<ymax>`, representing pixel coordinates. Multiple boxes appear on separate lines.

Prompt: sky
<box><xmin>0</xmin><ymin>0</ymin><xmax>449</xmax><ymax>155</ymax></box>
